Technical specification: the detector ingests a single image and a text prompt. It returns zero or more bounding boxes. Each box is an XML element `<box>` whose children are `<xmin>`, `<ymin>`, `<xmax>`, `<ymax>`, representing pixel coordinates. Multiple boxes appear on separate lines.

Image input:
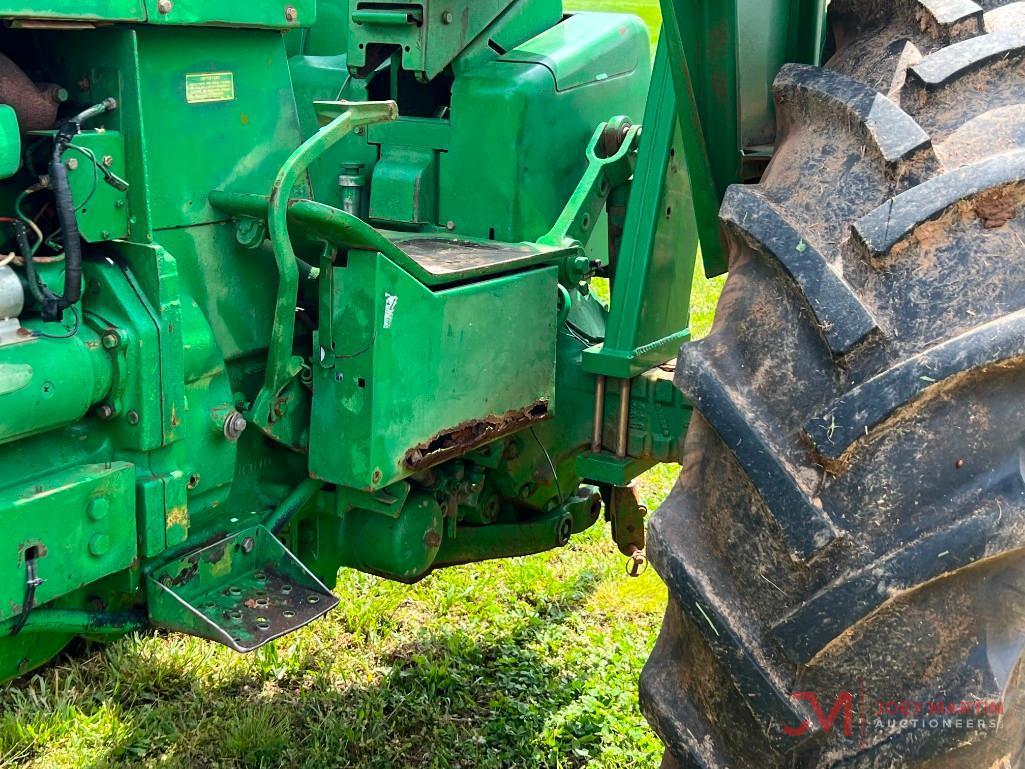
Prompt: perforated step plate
<box><xmin>147</xmin><ymin>525</ymin><xmax>338</xmax><ymax>652</ymax></box>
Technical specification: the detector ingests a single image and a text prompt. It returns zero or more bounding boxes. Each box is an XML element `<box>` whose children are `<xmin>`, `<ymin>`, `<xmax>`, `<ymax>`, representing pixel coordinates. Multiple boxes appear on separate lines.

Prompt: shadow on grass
<box><xmin>3</xmin><ymin>570</ymin><xmax>609</xmax><ymax>769</ymax></box>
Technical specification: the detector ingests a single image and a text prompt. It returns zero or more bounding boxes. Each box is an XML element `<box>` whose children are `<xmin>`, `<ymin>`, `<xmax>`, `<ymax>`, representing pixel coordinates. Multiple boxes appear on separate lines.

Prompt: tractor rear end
<box><xmin>7</xmin><ymin>2</ymin><xmax>1025</xmax><ymax>768</ymax></box>
<box><xmin>0</xmin><ymin>0</ymin><xmax>690</xmax><ymax>680</ymax></box>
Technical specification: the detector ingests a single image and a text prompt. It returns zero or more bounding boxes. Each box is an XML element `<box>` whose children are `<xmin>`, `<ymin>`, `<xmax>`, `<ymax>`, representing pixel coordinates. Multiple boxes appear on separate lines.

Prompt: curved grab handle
<box><xmin>253</xmin><ymin>100</ymin><xmax>398</xmax><ymax>438</ymax></box>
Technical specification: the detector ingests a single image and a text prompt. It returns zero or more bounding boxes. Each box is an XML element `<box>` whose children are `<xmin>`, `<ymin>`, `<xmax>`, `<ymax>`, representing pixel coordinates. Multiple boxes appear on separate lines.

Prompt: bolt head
<box><xmin>101</xmin><ymin>331</ymin><xmax>120</xmax><ymax>349</ymax></box>
<box><xmin>223</xmin><ymin>411</ymin><xmax>248</xmax><ymax>441</ymax></box>
<box><xmin>126</xmin><ymin>410</ymin><xmax>140</xmax><ymax>426</ymax></box>
<box><xmin>241</xmin><ymin>536</ymin><xmax>256</xmax><ymax>554</ymax></box>
<box><xmin>87</xmin><ymin>498</ymin><xmax>110</xmax><ymax>521</ymax></box>
<box><xmin>157</xmin><ymin>0</ymin><xmax>172</xmax><ymax>13</ymax></box>
<box><xmin>284</xmin><ymin>5</ymin><xmax>298</xmax><ymax>21</ymax></box>
<box><xmin>441</xmin><ymin>10</ymin><xmax>454</xmax><ymax>23</ymax></box>
<box><xmin>96</xmin><ymin>404</ymin><xmax>114</xmax><ymax>420</ymax></box>
<box><xmin>65</xmin><ymin>157</ymin><xmax>78</xmax><ymax>171</ymax></box>
<box><xmin>88</xmin><ymin>533</ymin><xmax>111</xmax><ymax>557</ymax></box>
<box><xmin>102</xmin><ymin>155</ymin><xmax>114</xmax><ymax>167</ymax></box>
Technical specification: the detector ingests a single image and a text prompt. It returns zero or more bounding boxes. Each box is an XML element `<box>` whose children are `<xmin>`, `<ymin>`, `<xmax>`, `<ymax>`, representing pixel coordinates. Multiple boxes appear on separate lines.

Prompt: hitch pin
<box><xmin>625</xmin><ymin>545</ymin><xmax>647</xmax><ymax>578</ymax></box>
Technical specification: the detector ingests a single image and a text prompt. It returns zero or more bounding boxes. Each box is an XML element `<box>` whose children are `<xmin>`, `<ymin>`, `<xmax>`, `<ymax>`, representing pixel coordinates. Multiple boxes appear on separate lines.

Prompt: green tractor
<box><xmin>1</xmin><ymin>0</ymin><xmax>1024</xmax><ymax>765</ymax></box>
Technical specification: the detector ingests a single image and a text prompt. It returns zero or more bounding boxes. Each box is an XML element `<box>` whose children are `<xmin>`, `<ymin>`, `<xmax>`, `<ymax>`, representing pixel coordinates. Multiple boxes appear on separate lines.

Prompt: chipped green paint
<box><xmin>0</xmin><ymin>364</ymin><xmax>31</xmax><ymax>396</ymax></box>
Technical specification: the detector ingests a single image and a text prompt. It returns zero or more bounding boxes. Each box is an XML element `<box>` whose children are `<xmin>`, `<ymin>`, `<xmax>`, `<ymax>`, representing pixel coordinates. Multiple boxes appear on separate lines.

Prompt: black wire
<box><xmin>530</xmin><ymin>426</ymin><xmax>564</xmax><ymax>507</ymax></box>
<box><xmin>32</xmin><ymin>304</ymin><xmax>80</xmax><ymax>339</ymax></box>
<box><xmin>60</xmin><ymin>144</ymin><xmax>100</xmax><ymax>212</ymax></box>
<box><xmin>13</xmin><ymin>220</ymin><xmax>55</xmax><ymax>309</ymax></box>
<box><xmin>9</xmin><ymin>559</ymin><xmax>43</xmax><ymax>637</ymax></box>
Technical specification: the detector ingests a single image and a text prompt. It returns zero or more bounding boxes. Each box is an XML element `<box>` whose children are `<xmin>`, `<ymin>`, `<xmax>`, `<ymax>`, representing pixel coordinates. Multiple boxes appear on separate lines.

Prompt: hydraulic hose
<box><xmin>265</xmin><ymin>477</ymin><xmax>325</xmax><ymax>533</ymax></box>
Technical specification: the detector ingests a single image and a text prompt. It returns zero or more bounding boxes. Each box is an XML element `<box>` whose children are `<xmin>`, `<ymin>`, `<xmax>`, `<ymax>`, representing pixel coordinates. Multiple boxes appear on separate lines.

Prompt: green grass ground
<box><xmin>0</xmin><ymin>4</ymin><xmax>727</xmax><ymax>767</ymax></box>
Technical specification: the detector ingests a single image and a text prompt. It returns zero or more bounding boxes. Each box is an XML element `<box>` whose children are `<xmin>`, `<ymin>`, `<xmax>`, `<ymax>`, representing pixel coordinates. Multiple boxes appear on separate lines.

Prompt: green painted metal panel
<box><xmin>582</xmin><ymin>37</ymin><xmax>698</xmax><ymax>379</ymax></box>
<box><xmin>142</xmin><ymin>0</ymin><xmax>316</xmax><ymax>28</ymax></box>
<box><xmin>0</xmin><ymin>106</ymin><xmax>20</xmax><ymax>180</ymax></box>
<box><xmin>502</xmin><ymin>12</ymin><xmax>648</xmax><ymax>91</ymax></box>
<box><xmin>0</xmin><ymin>463</ymin><xmax>136</xmax><ymax>623</ymax></box>
<box><xmin>444</xmin><ymin>11</ymin><xmax>649</xmax><ymax>243</ymax></box>
<box><xmin>0</xmin><ymin>1</ymin><xmax>145</xmax><ymax>23</ymax></box>
<box><xmin>654</xmin><ymin>0</ymin><xmax>826</xmax><ymax>275</ymax></box>
<box><xmin>132</xmin><ymin>26</ymin><xmax>305</xmax><ymax>230</ymax></box>
<box><xmin>347</xmin><ymin>0</ymin><xmax>516</xmax><ymax>82</ymax></box>
<box><xmin>0</xmin><ymin>0</ymin><xmax>317</xmax><ymax>26</ymax></box>
<box><xmin>367</xmin><ymin>117</ymin><xmax>451</xmax><ymax>151</ymax></box>
<box><xmin>310</xmin><ymin>256</ymin><xmax>558</xmax><ymax>490</ymax></box>
<box><xmin>369</xmin><ymin>146</ymin><xmax>438</xmax><ymax>225</ymax></box>
<box><xmin>67</xmin><ymin>131</ymin><xmax>130</xmax><ymax>243</ymax></box>
<box><xmin>736</xmin><ymin>0</ymin><xmax>826</xmax><ymax>171</ymax></box>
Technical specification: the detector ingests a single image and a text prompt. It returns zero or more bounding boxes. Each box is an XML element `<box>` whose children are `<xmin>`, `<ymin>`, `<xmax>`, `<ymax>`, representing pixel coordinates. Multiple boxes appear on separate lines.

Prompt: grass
<box><xmin>0</xmin><ymin>3</ymin><xmax>726</xmax><ymax>767</ymax></box>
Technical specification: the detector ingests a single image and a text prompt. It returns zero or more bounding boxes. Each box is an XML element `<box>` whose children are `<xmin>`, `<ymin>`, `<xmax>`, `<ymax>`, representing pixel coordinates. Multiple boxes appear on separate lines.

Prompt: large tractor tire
<box><xmin>640</xmin><ymin>2</ymin><xmax>1025</xmax><ymax>767</ymax></box>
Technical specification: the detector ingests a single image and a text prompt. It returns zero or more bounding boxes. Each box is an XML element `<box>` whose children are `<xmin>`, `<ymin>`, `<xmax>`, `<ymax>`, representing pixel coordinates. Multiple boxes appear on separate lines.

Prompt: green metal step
<box><xmin>146</xmin><ymin>525</ymin><xmax>337</xmax><ymax>652</ymax></box>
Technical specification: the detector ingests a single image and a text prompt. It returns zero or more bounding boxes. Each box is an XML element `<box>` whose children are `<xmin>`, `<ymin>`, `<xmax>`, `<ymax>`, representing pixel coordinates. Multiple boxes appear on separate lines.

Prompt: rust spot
<box><xmin>163</xmin><ymin>556</ymin><xmax>200</xmax><ymax>588</ymax></box>
<box><xmin>166</xmin><ymin>504</ymin><xmax>189</xmax><ymax>532</ymax></box>
<box><xmin>403</xmin><ymin>399</ymin><xmax>550</xmax><ymax>470</ymax></box>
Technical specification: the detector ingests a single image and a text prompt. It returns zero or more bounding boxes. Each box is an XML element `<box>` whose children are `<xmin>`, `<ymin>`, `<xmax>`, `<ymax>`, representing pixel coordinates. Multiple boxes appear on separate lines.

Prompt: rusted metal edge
<box><xmin>403</xmin><ymin>399</ymin><xmax>550</xmax><ymax>471</ymax></box>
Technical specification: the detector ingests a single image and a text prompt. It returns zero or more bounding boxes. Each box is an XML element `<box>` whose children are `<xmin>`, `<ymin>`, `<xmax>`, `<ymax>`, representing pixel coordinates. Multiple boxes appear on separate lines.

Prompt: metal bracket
<box><xmin>538</xmin><ymin>119</ymin><xmax>641</xmax><ymax>286</ymax></box>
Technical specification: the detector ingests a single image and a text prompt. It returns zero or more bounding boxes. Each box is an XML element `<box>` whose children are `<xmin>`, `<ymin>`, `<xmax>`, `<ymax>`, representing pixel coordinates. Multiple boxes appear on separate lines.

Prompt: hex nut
<box><xmin>223</xmin><ymin>411</ymin><xmax>248</xmax><ymax>441</ymax></box>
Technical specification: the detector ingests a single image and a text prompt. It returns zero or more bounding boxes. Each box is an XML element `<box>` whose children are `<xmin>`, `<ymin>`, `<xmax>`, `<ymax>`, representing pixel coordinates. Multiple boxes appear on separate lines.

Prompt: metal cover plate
<box><xmin>386</xmin><ymin>234</ymin><xmax>570</xmax><ymax>284</ymax></box>
<box><xmin>0</xmin><ymin>462</ymin><xmax>137</xmax><ymax>623</ymax></box>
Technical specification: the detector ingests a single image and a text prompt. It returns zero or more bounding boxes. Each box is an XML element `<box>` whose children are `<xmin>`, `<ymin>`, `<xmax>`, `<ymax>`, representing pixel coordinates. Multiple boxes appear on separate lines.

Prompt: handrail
<box><xmin>248</xmin><ymin>100</ymin><xmax>397</xmax><ymax>440</ymax></box>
